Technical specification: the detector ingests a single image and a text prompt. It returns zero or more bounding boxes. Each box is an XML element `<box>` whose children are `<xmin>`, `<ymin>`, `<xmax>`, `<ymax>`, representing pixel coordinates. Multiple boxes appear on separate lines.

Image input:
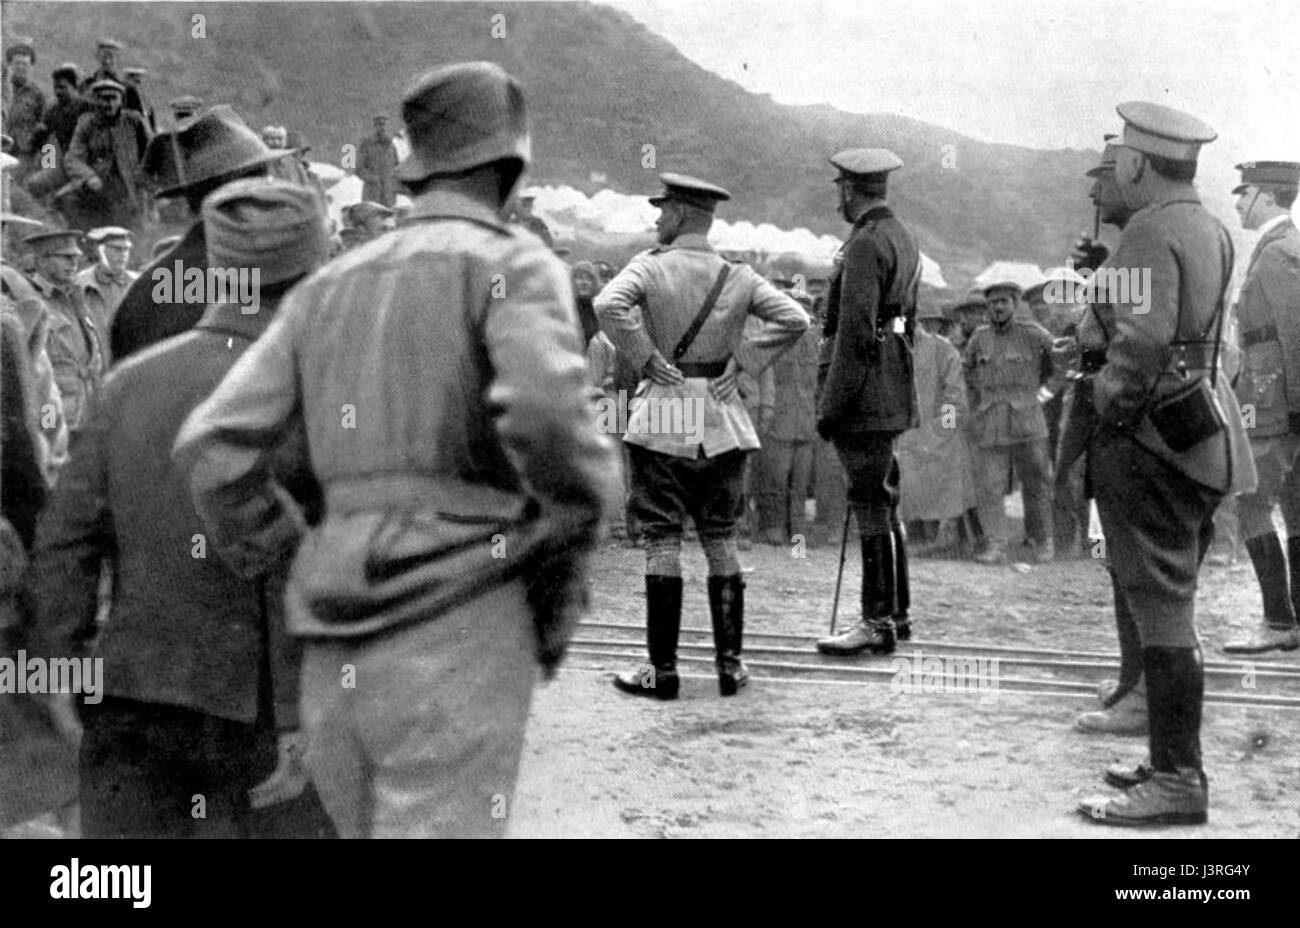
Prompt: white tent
<box><xmin>972</xmin><ymin>261</ymin><xmax>1044</xmax><ymax>291</ymax></box>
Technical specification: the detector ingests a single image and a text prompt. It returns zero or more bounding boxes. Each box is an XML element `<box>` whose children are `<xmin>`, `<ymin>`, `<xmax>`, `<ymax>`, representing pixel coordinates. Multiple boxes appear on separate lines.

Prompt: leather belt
<box><xmin>677</xmin><ymin>360</ymin><xmax>729</xmax><ymax>378</ymax></box>
<box><xmin>1242</xmin><ymin>324</ymin><xmax>1278</xmax><ymax>348</ymax></box>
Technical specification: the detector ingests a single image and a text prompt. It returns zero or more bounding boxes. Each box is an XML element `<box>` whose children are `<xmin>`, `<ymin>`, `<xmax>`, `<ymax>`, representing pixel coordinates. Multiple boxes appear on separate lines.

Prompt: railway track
<box><xmin>566</xmin><ymin>621</ymin><xmax>1300</xmax><ymax>710</ymax></box>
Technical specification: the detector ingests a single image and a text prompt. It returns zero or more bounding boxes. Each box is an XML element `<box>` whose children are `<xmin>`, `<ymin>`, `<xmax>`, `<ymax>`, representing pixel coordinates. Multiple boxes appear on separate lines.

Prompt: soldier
<box><xmin>110</xmin><ymin>105</ymin><xmax>288</xmax><ymax>362</ymax></box>
<box><xmin>3</xmin><ymin>41</ymin><xmax>45</xmax><ymax>177</ymax></box>
<box><xmin>755</xmin><ymin>290</ymin><xmax>819</xmax><ymax>546</ymax></box>
<box><xmin>31</xmin><ymin>65</ymin><xmax>91</xmax><ymax>171</ymax></box>
<box><xmin>963</xmin><ymin>280</ymin><xmax>1059</xmax><ymax>564</ymax></box>
<box><xmin>261</xmin><ymin>125</ymin><xmax>288</xmax><ymax>149</ymax></box>
<box><xmin>898</xmin><ymin>302</ymin><xmax>975</xmax><ymax>553</ymax></box>
<box><xmin>62</xmin><ymin>78</ymin><xmax>152</xmax><ymax>232</ymax></box>
<box><xmin>947</xmin><ymin>289</ymin><xmax>987</xmax><ymax>352</ymax></box>
<box><xmin>814</xmin><ymin>149</ymin><xmax>919</xmax><ymax>655</ymax></box>
<box><xmin>30</xmin><ymin>180</ymin><xmax>335</xmax><ymax>838</ymax></box>
<box><xmin>1222</xmin><ymin>161</ymin><xmax>1300</xmax><ymax>654</ymax></box>
<box><xmin>1067</xmin><ymin>135</ymin><xmax>1151</xmax><ymax>735</ymax></box>
<box><xmin>174</xmin><ymin>61</ymin><xmax>616</xmax><ymax>837</ymax></box>
<box><xmin>21</xmin><ymin>229</ymin><xmax>106</xmax><ymax>435</ymax></box>
<box><xmin>598</xmin><ymin>172</ymin><xmax>808</xmax><ymax>697</ymax></box>
<box><xmin>1078</xmin><ymin>102</ymin><xmax>1256</xmax><ymax>827</ymax></box>
<box><xmin>76</xmin><ymin>226</ymin><xmax>138</xmax><ymax>343</ymax></box>
<box><xmin>78</xmin><ymin>38</ymin><xmax>145</xmax><ymax>116</ymax></box>
<box><xmin>570</xmin><ymin>260</ymin><xmax>601</xmax><ymax>343</ymax></box>
<box><xmin>356</xmin><ymin>114</ymin><xmax>398</xmax><ymax>207</ymax></box>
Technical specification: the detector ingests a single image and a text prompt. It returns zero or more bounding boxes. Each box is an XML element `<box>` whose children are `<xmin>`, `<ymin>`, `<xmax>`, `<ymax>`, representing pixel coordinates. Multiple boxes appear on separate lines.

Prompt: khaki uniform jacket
<box><xmin>593</xmin><ymin>233</ymin><xmax>809</xmax><ymax>459</ymax></box>
<box><xmin>0</xmin><ymin>265</ymin><xmax>69</xmax><ymax>483</ymax></box>
<box><xmin>173</xmin><ymin>189</ymin><xmax>619</xmax><ymax>641</ymax></box>
<box><xmin>963</xmin><ymin>320</ymin><xmax>1054</xmax><ymax>448</ymax></box>
<box><xmin>64</xmin><ymin>109</ymin><xmax>152</xmax><ymax>212</ymax></box>
<box><xmin>30</xmin><ymin>274</ymin><xmax>106</xmax><ymax>432</ymax></box>
<box><xmin>1090</xmin><ymin>188</ymin><xmax>1256</xmax><ymax>495</ymax></box>
<box><xmin>76</xmin><ymin>263</ymin><xmax>138</xmax><ymax>349</ymax></box>
<box><xmin>1232</xmin><ymin>217</ymin><xmax>1300</xmax><ymax>436</ymax></box>
<box><xmin>817</xmin><ymin>204</ymin><xmax>921</xmax><ymax>437</ymax></box>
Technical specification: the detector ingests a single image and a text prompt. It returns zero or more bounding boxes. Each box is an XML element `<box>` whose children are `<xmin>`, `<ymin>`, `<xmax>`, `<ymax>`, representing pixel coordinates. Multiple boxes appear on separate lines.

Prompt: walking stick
<box><xmin>828</xmin><ymin>507</ymin><xmax>852</xmax><ymax>636</ymax></box>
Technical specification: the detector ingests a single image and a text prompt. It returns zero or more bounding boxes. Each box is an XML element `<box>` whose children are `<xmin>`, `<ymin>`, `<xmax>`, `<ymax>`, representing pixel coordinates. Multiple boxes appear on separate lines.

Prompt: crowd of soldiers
<box><xmin>3</xmin><ymin>36</ymin><xmax>1298</xmax><ymax>837</ymax></box>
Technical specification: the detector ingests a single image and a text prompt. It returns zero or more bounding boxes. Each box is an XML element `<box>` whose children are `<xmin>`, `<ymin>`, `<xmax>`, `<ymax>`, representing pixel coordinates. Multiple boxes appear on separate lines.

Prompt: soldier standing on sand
<box><xmin>815</xmin><ymin>149</ymin><xmax>921</xmax><ymax>655</ymax></box>
<box><xmin>598</xmin><ymin>173</ymin><xmax>808</xmax><ymax>699</ymax></box>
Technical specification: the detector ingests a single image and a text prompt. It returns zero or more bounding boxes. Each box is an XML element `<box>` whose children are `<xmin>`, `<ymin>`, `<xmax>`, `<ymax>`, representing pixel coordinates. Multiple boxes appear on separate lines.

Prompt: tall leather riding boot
<box><xmin>891</xmin><ymin>522</ymin><xmax>911</xmax><ymax>641</ymax></box>
<box><xmin>815</xmin><ymin>533</ymin><xmax>896</xmax><ymax>655</ymax></box>
<box><xmin>708</xmin><ymin>575</ymin><xmax>748</xmax><ymax>696</ymax></box>
<box><xmin>1224</xmin><ymin>535</ymin><xmax>1300</xmax><ymax>653</ymax></box>
<box><xmin>613</xmin><ymin>575</ymin><xmax>682</xmax><ymax>700</ymax></box>
<box><xmin>863</xmin><ymin>533</ymin><xmax>898</xmax><ymax>653</ymax></box>
<box><xmin>1080</xmin><ymin>646</ymin><xmax>1207</xmax><ymax>827</ymax></box>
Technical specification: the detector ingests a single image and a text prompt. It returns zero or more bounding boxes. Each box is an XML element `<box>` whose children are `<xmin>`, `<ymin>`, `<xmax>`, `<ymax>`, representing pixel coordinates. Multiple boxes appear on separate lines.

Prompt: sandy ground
<box><xmin>508</xmin><ymin>535</ymin><xmax>1300</xmax><ymax>838</ymax></box>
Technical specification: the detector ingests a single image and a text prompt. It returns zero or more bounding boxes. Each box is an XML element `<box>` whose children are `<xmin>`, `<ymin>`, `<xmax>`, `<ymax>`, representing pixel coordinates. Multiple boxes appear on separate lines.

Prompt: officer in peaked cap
<box><xmin>1221</xmin><ymin>160</ymin><xmax>1300</xmax><ymax>657</ymax></box>
<box><xmin>1077</xmin><ymin>102</ymin><xmax>1257</xmax><ymax>828</ymax></box>
<box><xmin>815</xmin><ymin>147</ymin><xmax>921</xmax><ymax>655</ymax></box>
<box><xmin>22</xmin><ymin>229</ymin><xmax>108</xmax><ymax>432</ymax></box>
<box><xmin>597</xmin><ymin>171</ymin><xmax>808</xmax><ymax>700</ymax></box>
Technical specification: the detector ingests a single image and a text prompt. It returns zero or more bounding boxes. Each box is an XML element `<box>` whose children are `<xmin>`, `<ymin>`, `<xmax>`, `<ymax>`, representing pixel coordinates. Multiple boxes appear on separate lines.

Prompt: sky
<box><xmin>608</xmin><ymin>0</ymin><xmax>1300</xmax><ymax>171</ymax></box>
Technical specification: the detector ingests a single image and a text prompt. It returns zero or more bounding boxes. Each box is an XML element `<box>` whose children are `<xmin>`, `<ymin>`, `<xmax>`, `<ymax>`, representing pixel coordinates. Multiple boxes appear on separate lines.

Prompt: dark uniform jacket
<box><xmin>31</xmin><ymin>300</ymin><xmax>308</xmax><ymax>728</ymax></box>
<box><xmin>1233</xmin><ymin>216</ymin><xmax>1300</xmax><ymax>436</ymax></box>
<box><xmin>36</xmin><ymin>96</ymin><xmax>95</xmax><ymax>155</ymax></box>
<box><xmin>109</xmin><ymin>221</ymin><xmax>206</xmax><ymax>363</ymax></box>
<box><xmin>817</xmin><ymin>204</ymin><xmax>921</xmax><ymax>437</ymax></box>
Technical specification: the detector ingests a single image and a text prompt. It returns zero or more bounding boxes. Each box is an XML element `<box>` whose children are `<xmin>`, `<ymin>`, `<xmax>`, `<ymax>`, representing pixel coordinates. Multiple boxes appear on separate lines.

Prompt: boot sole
<box><xmin>1221</xmin><ymin>642</ymin><xmax>1300</xmax><ymax>655</ymax></box>
<box><xmin>612</xmin><ymin>678</ymin><xmax>679</xmax><ymax>700</ymax></box>
<box><xmin>1103</xmin><ymin>772</ymin><xmax>1153</xmax><ymax>790</ymax></box>
<box><xmin>1081</xmin><ymin>809</ymin><xmax>1207</xmax><ymax>827</ymax></box>
<box><xmin>816</xmin><ymin>641</ymin><xmax>896</xmax><ymax>657</ymax></box>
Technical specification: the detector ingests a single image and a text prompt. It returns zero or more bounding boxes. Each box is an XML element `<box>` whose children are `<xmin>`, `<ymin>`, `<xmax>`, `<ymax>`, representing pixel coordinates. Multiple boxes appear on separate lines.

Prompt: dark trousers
<box><xmin>834</xmin><ymin>433</ymin><xmax>901</xmax><ymax>536</ymax></box>
<box><xmin>628</xmin><ymin>445</ymin><xmax>748</xmax><ymax>541</ymax></box>
<box><xmin>1091</xmin><ymin>428</ymin><xmax>1223</xmax><ymax>648</ymax></box>
<box><xmin>79</xmin><ymin>696</ymin><xmax>334</xmax><ymax>839</ymax></box>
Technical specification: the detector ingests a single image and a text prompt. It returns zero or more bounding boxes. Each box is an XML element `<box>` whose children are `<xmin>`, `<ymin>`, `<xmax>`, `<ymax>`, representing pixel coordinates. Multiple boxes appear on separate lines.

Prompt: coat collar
<box><xmin>659</xmin><ymin>232</ymin><xmax>714</xmax><ymax>252</ymax></box>
<box><xmin>406</xmin><ymin>189</ymin><xmax>512</xmax><ymax>233</ymax></box>
<box><xmin>854</xmin><ymin>204</ymin><xmax>894</xmax><ymax>227</ymax></box>
<box><xmin>194</xmin><ymin>300</ymin><xmax>274</xmax><ymax>343</ymax></box>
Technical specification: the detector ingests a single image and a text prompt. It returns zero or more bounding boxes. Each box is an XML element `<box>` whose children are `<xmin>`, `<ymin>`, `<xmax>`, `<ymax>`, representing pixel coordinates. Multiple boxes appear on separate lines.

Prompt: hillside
<box><xmin>3</xmin><ymin>0</ymin><xmax>1102</xmax><ymax>284</ymax></box>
